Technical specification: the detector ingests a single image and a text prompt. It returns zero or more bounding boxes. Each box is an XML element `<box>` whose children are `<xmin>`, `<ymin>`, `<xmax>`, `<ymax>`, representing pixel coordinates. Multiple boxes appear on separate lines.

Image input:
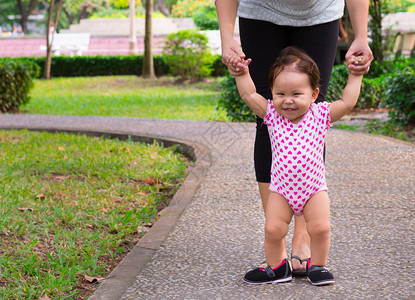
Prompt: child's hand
<box><xmin>225</xmin><ymin>46</ymin><xmax>251</xmax><ymax>76</ymax></box>
<box><xmin>347</xmin><ymin>55</ymin><xmax>366</xmax><ymax>75</ymax></box>
<box><xmin>226</xmin><ymin>46</ymin><xmax>244</xmax><ymax>67</ymax></box>
<box><xmin>351</xmin><ymin>55</ymin><xmax>363</xmax><ymax>65</ymax></box>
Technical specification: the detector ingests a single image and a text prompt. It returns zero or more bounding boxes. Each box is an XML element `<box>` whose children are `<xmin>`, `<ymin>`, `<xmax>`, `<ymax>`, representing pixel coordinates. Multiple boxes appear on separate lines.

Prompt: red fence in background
<box><xmin>0</xmin><ymin>36</ymin><xmax>166</xmax><ymax>57</ymax></box>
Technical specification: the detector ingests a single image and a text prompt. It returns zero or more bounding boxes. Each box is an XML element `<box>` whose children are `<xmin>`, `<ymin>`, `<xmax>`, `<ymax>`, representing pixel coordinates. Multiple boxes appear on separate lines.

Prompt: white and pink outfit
<box><xmin>263</xmin><ymin>101</ymin><xmax>332</xmax><ymax>216</ymax></box>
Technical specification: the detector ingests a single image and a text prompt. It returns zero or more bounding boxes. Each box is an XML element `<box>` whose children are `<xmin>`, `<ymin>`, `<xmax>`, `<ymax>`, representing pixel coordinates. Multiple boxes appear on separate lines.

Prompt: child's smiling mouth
<box><xmin>283</xmin><ymin>107</ymin><xmax>297</xmax><ymax>112</ymax></box>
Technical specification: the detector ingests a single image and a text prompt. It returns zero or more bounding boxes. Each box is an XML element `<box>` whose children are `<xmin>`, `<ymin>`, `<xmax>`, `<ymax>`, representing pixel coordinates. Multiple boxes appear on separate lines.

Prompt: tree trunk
<box><xmin>44</xmin><ymin>0</ymin><xmax>54</xmax><ymax>79</ymax></box>
<box><xmin>44</xmin><ymin>0</ymin><xmax>63</xmax><ymax>79</ymax></box>
<box><xmin>155</xmin><ymin>0</ymin><xmax>170</xmax><ymax>17</ymax></box>
<box><xmin>63</xmin><ymin>7</ymin><xmax>74</xmax><ymax>25</ymax></box>
<box><xmin>369</xmin><ymin>0</ymin><xmax>383</xmax><ymax>63</ymax></box>
<box><xmin>129</xmin><ymin>0</ymin><xmax>138</xmax><ymax>54</ymax></box>
<box><xmin>79</xmin><ymin>4</ymin><xmax>89</xmax><ymax>20</ymax></box>
<box><xmin>142</xmin><ymin>0</ymin><xmax>155</xmax><ymax>79</ymax></box>
<box><xmin>16</xmin><ymin>0</ymin><xmax>38</xmax><ymax>34</ymax></box>
<box><xmin>54</xmin><ymin>0</ymin><xmax>64</xmax><ymax>33</ymax></box>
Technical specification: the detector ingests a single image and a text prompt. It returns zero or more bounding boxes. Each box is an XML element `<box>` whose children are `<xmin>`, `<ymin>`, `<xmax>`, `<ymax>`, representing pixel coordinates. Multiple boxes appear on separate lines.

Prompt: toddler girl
<box><xmin>233</xmin><ymin>47</ymin><xmax>363</xmax><ymax>285</ymax></box>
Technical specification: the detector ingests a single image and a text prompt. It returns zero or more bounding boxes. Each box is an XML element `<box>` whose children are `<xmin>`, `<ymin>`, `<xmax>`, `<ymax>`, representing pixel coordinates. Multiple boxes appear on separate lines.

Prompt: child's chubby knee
<box><xmin>307</xmin><ymin>220</ymin><xmax>331</xmax><ymax>237</ymax></box>
<box><xmin>264</xmin><ymin>220</ymin><xmax>289</xmax><ymax>240</ymax></box>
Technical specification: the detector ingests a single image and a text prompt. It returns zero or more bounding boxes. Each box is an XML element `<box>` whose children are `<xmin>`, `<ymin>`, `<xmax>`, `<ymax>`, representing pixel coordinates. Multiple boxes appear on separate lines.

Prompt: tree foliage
<box><xmin>170</xmin><ymin>0</ymin><xmax>210</xmax><ymax>17</ymax></box>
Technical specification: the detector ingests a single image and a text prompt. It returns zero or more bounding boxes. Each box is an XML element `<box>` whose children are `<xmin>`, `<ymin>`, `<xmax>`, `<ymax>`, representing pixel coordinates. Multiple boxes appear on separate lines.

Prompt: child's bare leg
<box><xmin>264</xmin><ymin>192</ymin><xmax>293</xmax><ymax>268</ymax></box>
<box><xmin>303</xmin><ymin>191</ymin><xmax>331</xmax><ymax>267</ymax></box>
<box><xmin>243</xmin><ymin>192</ymin><xmax>294</xmax><ymax>284</ymax></box>
<box><xmin>258</xmin><ymin>183</ymin><xmax>288</xmax><ymax>268</ymax></box>
<box><xmin>260</xmin><ymin>182</ymin><xmax>310</xmax><ymax>272</ymax></box>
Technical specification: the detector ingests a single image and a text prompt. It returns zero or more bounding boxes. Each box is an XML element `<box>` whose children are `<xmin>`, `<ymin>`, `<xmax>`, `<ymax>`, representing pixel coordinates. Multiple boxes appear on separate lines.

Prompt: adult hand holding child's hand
<box><xmin>222</xmin><ymin>44</ymin><xmax>251</xmax><ymax>76</ymax></box>
<box><xmin>345</xmin><ymin>39</ymin><xmax>373</xmax><ymax>75</ymax></box>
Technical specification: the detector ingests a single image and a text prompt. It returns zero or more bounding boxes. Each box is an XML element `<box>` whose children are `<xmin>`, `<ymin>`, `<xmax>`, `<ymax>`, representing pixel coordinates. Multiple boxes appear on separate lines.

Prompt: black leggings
<box><xmin>239</xmin><ymin>17</ymin><xmax>339</xmax><ymax>183</ymax></box>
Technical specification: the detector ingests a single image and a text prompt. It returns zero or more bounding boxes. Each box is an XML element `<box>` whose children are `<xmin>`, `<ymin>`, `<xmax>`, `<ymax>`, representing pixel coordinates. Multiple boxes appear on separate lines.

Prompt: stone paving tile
<box><xmin>0</xmin><ymin>115</ymin><xmax>414</xmax><ymax>299</ymax></box>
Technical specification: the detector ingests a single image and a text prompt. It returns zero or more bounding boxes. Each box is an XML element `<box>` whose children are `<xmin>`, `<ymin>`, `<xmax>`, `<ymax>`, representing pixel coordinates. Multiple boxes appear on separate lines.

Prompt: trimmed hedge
<box><xmin>15</xmin><ymin>55</ymin><xmax>168</xmax><ymax>78</ymax></box>
<box><xmin>0</xmin><ymin>58</ymin><xmax>40</xmax><ymax>112</ymax></box>
<box><xmin>11</xmin><ymin>54</ymin><xmax>226</xmax><ymax>78</ymax></box>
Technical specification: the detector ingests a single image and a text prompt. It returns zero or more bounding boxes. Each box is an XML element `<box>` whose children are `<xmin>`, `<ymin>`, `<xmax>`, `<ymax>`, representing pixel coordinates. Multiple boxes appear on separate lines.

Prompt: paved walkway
<box><xmin>0</xmin><ymin>114</ymin><xmax>414</xmax><ymax>299</ymax></box>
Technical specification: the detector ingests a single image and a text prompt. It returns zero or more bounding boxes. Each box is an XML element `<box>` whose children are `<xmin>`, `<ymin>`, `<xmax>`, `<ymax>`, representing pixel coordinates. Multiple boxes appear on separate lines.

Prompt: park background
<box><xmin>0</xmin><ymin>0</ymin><xmax>414</xmax><ymax>299</ymax></box>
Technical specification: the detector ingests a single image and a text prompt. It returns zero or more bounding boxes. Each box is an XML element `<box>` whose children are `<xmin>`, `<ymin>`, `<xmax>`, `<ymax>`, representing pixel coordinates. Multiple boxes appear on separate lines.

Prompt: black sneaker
<box><xmin>243</xmin><ymin>258</ymin><xmax>292</xmax><ymax>285</ymax></box>
<box><xmin>306</xmin><ymin>265</ymin><xmax>335</xmax><ymax>286</ymax></box>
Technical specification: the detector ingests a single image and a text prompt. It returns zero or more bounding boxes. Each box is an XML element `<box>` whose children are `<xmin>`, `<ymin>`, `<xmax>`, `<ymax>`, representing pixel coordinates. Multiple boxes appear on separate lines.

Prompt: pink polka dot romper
<box><xmin>263</xmin><ymin>101</ymin><xmax>332</xmax><ymax>216</ymax></box>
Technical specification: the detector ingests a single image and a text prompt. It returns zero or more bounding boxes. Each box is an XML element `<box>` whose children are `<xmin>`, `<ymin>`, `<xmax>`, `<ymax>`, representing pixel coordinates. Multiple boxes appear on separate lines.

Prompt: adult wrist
<box><xmin>352</xmin><ymin>36</ymin><xmax>368</xmax><ymax>43</ymax></box>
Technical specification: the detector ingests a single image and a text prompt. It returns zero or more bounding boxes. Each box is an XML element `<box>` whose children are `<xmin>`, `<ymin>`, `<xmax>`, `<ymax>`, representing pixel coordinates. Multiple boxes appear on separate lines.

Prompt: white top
<box><xmin>237</xmin><ymin>0</ymin><xmax>344</xmax><ymax>27</ymax></box>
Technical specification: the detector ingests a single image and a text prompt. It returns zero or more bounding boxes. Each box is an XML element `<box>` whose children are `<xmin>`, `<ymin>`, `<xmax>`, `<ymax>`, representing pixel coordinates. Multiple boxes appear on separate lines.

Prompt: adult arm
<box><xmin>345</xmin><ymin>0</ymin><xmax>373</xmax><ymax>75</ymax></box>
<box><xmin>215</xmin><ymin>0</ymin><xmax>247</xmax><ymax>75</ymax></box>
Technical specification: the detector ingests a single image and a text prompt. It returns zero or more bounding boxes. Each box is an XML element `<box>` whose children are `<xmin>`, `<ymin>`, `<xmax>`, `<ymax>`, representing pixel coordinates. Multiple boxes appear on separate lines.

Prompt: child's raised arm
<box><xmin>329</xmin><ymin>62</ymin><xmax>363</xmax><ymax>123</ymax></box>
<box><xmin>234</xmin><ymin>66</ymin><xmax>268</xmax><ymax>119</ymax></box>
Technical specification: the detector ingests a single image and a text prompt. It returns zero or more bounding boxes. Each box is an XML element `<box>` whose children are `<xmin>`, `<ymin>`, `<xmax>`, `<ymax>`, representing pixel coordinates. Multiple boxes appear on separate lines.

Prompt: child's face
<box><xmin>271</xmin><ymin>70</ymin><xmax>319</xmax><ymax>124</ymax></box>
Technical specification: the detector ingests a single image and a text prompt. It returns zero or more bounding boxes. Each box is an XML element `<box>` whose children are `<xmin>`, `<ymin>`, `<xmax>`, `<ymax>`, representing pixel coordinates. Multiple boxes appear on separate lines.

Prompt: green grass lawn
<box><xmin>23</xmin><ymin>76</ymin><xmax>228</xmax><ymax>121</ymax></box>
<box><xmin>2</xmin><ymin>75</ymin><xmax>226</xmax><ymax>298</ymax></box>
<box><xmin>0</xmin><ymin>129</ymin><xmax>188</xmax><ymax>299</ymax></box>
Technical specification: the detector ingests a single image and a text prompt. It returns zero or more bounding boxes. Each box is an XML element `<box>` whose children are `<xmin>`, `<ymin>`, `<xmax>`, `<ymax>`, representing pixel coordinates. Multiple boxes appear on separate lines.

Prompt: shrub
<box><xmin>193</xmin><ymin>4</ymin><xmax>219</xmax><ymax>30</ymax></box>
<box><xmin>0</xmin><ymin>58</ymin><xmax>39</xmax><ymax>112</ymax></box>
<box><xmin>90</xmin><ymin>8</ymin><xmax>130</xmax><ymax>18</ymax></box>
<box><xmin>210</xmin><ymin>54</ymin><xmax>227</xmax><ymax>77</ymax></box>
<box><xmin>368</xmin><ymin>57</ymin><xmax>415</xmax><ymax>78</ymax></box>
<box><xmin>326</xmin><ymin>63</ymin><xmax>384</xmax><ymax>109</ymax></box>
<box><xmin>8</xmin><ymin>57</ymin><xmax>41</xmax><ymax>79</ymax></box>
<box><xmin>384</xmin><ymin>66</ymin><xmax>415</xmax><ymax>125</ymax></box>
<box><xmin>171</xmin><ymin>0</ymin><xmax>211</xmax><ymax>18</ymax></box>
<box><xmin>217</xmin><ymin>73</ymin><xmax>256</xmax><ymax>122</ymax></box>
<box><xmin>89</xmin><ymin>6</ymin><xmax>165</xmax><ymax>18</ymax></box>
<box><xmin>359</xmin><ymin>76</ymin><xmax>384</xmax><ymax>109</ymax></box>
<box><xmin>364</xmin><ymin>119</ymin><xmax>410</xmax><ymax>142</ymax></box>
<box><xmin>162</xmin><ymin>29</ymin><xmax>213</xmax><ymax>79</ymax></box>
<box><xmin>326</xmin><ymin>64</ymin><xmax>349</xmax><ymax>102</ymax></box>
<box><xmin>366</xmin><ymin>59</ymin><xmax>396</xmax><ymax>78</ymax></box>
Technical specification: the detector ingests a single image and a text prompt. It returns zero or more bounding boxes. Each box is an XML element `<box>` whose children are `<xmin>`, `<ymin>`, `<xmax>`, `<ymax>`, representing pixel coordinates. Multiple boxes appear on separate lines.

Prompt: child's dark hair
<box><xmin>268</xmin><ymin>47</ymin><xmax>320</xmax><ymax>90</ymax></box>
